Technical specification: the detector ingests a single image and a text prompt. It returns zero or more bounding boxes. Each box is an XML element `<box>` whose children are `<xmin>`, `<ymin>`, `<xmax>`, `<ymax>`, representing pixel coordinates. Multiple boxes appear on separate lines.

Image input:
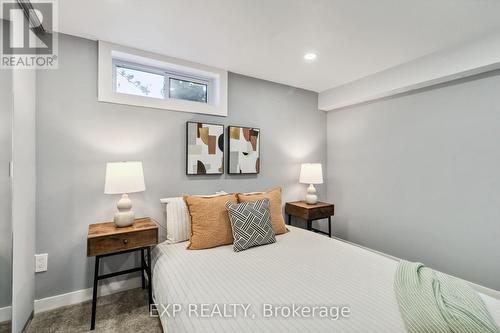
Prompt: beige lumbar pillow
<box><xmin>184</xmin><ymin>193</ymin><xmax>238</xmax><ymax>250</ymax></box>
<box><xmin>237</xmin><ymin>187</ymin><xmax>288</xmax><ymax>235</ymax></box>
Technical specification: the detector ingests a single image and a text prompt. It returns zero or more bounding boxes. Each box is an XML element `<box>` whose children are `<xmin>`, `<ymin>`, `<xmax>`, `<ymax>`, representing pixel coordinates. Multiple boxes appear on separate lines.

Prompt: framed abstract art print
<box><xmin>228</xmin><ymin>126</ymin><xmax>260</xmax><ymax>174</ymax></box>
<box><xmin>186</xmin><ymin>122</ymin><xmax>224</xmax><ymax>175</ymax></box>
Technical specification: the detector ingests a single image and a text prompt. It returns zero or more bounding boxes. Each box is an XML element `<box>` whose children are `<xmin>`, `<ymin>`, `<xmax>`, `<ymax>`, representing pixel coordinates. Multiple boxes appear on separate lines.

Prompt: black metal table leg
<box><xmin>307</xmin><ymin>220</ymin><xmax>312</xmax><ymax>230</ymax></box>
<box><xmin>146</xmin><ymin>247</ymin><xmax>153</xmax><ymax>305</ymax></box>
<box><xmin>90</xmin><ymin>256</ymin><xmax>100</xmax><ymax>330</ymax></box>
<box><xmin>328</xmin><ymin>216</ymin><xmax>332</xmax><ymax>237</ymax></box>
<box><xmin>89</xmin><ymin>246</ymin><xmax>154</xmax><ymax>329</ymax></box>
<box><xmin>141</xmin><ymin>248</ymin><xmax>146</xmax><ymax>289</ymax></box>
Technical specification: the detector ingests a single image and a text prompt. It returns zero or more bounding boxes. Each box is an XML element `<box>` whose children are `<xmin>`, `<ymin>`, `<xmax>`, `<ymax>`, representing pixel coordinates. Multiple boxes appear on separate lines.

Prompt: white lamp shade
<box><xmin>104</xmin><ymin>161</ymin><xmax>146</xmax><ymax>194</ymax></box>
<box><xmin>299</xmin><ymin>163</ymin><xmax>323</xmax><ymax>184</ymax></box>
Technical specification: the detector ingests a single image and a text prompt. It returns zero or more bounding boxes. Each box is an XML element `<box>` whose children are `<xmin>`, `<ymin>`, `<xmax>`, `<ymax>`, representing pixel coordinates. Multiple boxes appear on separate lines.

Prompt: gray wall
<box><xmin>326</xmin><ymin>71</ymin><xmax>500</xmax><ymax>291</ymax></box>
<box><xmin>35</xmin><ymin>34</ymin><xmax>326</xmax><ymax>299</ymax></box>
<box><xmin>0</xmin><ymin>61</ymin><xmax>12</xmax><ymax>310</ymax></box>
<box><xmin>12</xmin><ymin>69</ymin><xmax>37</xmax><ymax>332</ymax></box>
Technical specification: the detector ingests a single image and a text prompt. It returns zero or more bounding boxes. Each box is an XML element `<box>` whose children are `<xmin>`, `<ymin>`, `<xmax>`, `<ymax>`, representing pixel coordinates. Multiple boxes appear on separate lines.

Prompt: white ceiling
<box><xmin>58</xmin><ymin>0</ymin><xmax>500</xmax><ymax>92</ymax></box>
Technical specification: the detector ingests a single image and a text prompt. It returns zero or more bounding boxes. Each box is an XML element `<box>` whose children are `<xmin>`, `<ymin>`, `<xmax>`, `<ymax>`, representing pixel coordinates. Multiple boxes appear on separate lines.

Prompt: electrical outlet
<box><xmin>35</xmin><ymin>253</ymin><xmax>48</xmax><ymax>273</ymax></box>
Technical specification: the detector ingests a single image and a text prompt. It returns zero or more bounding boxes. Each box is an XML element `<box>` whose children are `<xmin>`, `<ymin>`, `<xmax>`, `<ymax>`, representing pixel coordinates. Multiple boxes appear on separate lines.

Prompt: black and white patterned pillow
<box><xmin>225</xmin><ymin>199</ymin><xmax>276</xmax><ymax>252</ymax></box>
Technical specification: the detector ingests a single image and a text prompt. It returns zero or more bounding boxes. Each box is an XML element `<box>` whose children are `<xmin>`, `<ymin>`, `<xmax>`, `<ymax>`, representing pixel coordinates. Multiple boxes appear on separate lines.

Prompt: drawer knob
<box><xmin>123</xmin><ymin>239</ymin><xmax>128</xmax><ymax>244</ymax></box>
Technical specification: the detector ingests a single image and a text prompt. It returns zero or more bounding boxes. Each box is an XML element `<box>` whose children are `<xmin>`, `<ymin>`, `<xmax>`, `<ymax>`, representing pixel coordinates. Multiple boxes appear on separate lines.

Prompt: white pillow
<box><xmin>159</xmin><ymin>191</ymin><xmax>227</xmax><ymax>243</ymax></box>
<box><xmin>159</xmin><ymin>197</ymin><xmax>191</xmax><ymax>243</ymax></box>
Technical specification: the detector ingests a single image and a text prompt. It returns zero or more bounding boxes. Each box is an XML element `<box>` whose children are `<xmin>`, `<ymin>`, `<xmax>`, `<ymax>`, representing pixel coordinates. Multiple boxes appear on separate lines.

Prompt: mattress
<box><xmin>152</xmin><ymin>226</ymin><xmax>500</xmax><ymax>333</ymax></box>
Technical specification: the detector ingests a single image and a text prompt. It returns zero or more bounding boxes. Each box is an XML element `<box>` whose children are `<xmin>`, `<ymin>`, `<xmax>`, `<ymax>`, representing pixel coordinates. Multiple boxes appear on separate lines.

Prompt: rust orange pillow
<box><xmin>183</xmin><ymin>193</ymin><xmax>238</xmax><ymax>250</ymax></box>
<box><xmin>237</xmin><ymin>187</ymin><xmax>288</xmax><ymax>235</ymax></box>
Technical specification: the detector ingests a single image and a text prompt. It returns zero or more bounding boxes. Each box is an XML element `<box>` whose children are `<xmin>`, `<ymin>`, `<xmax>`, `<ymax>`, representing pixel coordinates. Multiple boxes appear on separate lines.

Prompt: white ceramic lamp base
<box><xmin>114</xmin><ymin>193</ymin><xmax>135</xmax><ymax>227</ymax></box>
<box><xmin>305</xmin><ymin>184</ymin><xmax>318</xmax><ymax>204</ymax></box>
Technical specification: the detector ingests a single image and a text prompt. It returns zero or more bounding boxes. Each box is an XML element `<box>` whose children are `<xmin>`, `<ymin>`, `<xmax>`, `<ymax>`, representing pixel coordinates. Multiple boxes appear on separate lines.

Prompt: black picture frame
<box><xmin>186</xmin><ymin>121</ymin><xmax>224</xmax><ymax>175</ymax></box>
<box><xmin>227</xmin><ymin>125</ymin><xmax>261</xmax><ymax>175</ymax></box>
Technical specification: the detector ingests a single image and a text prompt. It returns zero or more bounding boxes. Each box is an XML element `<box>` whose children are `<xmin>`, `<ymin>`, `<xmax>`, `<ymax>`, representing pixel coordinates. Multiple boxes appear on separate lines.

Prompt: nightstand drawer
<box><xmin>306</xmin><ymin>205</ymin><xmax>335</xmax><ymax>220</ymax></box>
<box><xmin>285</xmin><ymin>202</ymin><xmax>334</xmax><ymax>220</ymax></box>
<box><xmin>87</xmin><ymin>229</ymin><xmax>157</xmax><ymax>256</ymax></box>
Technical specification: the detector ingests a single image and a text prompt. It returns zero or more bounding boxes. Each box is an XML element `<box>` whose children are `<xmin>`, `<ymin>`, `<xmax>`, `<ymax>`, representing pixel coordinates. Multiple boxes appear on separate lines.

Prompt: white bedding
<box><xmin>152</xmin><ymin>226</ymin><xmax>500</xmax><ymax>333</ymax></box>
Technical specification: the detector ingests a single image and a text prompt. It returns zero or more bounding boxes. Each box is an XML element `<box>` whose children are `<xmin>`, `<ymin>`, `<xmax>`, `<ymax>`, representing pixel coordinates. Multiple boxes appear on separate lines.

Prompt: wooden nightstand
<box><xmin>87</xmin><ymin>217</ymin><xmax>158</xmax><ymax>330</ymax></box>
<box><xmin>285</xmin><ymin>201</ymin><xmax>335</xmax><ymax>237</ymax></box>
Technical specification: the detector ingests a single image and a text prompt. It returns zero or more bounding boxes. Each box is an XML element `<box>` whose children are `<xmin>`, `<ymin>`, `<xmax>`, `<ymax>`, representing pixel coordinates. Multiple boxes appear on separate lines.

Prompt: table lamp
<box><xmin>299</xmin><ymin>163</ymin><xmax>323</xmax><ymax>204</ymax></box>
<box><xmin>104</xmin><ymin>161</ymin><xmax>145</xmax><ymax>227</ymax></box>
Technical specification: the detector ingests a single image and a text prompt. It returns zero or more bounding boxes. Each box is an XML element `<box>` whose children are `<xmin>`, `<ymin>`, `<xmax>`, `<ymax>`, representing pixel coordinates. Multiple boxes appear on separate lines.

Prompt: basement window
<box><xmin>113</xmin><ymin>60</ymin><xmax>210</xmax><ymax>104</ymax></box>
<box><xmin>98</xmin><ymin>41</ymin><xmax>228</xmax><ymax>116</ymax></box>
<box><xmin>115</xmin><ymin>63</ymin><xmax>165</xmax><ymax>99</ymax></box>
<box><xmin>169</xmin><ymin>77</ymin><xmax>208</xmax><ymax>103</ymax></box>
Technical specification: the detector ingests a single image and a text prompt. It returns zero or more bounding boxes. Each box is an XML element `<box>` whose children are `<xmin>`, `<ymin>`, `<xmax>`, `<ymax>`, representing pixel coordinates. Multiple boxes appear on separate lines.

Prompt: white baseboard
<box><xmin>469</xmin><ymin>282</ymin><xmax>500</xmax><ymax>300</ymax></box>
<box><xmin>34</xmin><ymin>276</ymin><xmax>142</xmax><ymax>314</ymax></box>
<box><xmin>0</xmin><ymin>305</ymin><xmax>11</xmax><ymax>322</ymax></box>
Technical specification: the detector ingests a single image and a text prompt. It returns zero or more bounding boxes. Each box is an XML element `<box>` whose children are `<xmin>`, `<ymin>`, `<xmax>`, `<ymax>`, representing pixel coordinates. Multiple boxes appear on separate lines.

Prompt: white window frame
<box><xmin>98</xmin><ymin>41</ymin><xmax>228</xmax><ymax>116</ymax></box>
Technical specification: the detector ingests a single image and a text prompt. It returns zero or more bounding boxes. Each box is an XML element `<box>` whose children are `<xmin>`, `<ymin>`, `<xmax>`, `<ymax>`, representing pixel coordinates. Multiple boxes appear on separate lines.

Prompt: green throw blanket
<box><xmin>394</xmin><ymin>260</ymin><xmax>500</xmax><ymax>333</ymax></box>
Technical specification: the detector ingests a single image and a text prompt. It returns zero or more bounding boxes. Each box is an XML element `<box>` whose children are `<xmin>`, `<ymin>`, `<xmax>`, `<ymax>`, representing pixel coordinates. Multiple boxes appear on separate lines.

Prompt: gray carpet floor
<box><xmin>0</xmin><ymin>321</ymin><xmax>10</xmax><ymax>333</ymax></box>
<box><xmin>26</xmin><ymin>288</ymin><xmax>162</xmax><ymax>333</ymax></box>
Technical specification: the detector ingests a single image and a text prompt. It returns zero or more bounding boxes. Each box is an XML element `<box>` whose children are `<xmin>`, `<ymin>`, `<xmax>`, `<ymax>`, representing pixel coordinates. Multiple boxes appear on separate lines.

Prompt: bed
<box><xmin>152</xmin><ymin>225</ymin><xmax>500</xmax><ymax>332</ymax></box>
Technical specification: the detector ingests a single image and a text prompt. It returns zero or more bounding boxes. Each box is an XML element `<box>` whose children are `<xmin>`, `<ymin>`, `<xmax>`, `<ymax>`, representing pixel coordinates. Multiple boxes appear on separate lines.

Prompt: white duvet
<box><xmin>152</xmin><ymin>226</ymin><xmax>500</xmax><ymax>333</ymax></box>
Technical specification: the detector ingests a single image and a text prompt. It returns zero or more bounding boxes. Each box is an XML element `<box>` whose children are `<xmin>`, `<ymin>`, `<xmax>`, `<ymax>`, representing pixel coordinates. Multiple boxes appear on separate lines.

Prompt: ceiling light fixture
<box><xmin>304</xmin><ymin>52</ymin><xmax>317</xmax><ymax>61</ymax></box>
